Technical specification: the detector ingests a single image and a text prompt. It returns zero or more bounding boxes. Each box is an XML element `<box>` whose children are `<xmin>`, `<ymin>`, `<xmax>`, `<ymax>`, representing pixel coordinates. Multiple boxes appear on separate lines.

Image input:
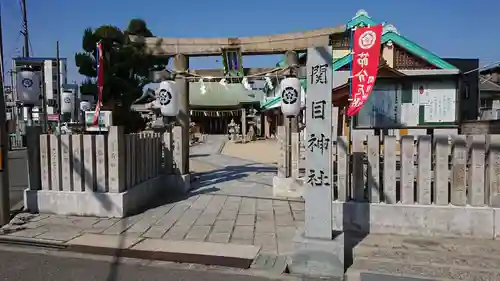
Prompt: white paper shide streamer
<box><xmin>158</xmin><ymin>81</ymin><xmax>179</xmax><ymax>117</ymax></box>
<box><xmin>60</xmin><ymin>91</ymin><xmax>74</xmax><ymax>113</ymax></box>
<box><xmin>280</xmin><ymin>77</ymin><xmax>301</xmax><ymax>117</ymax></box>
<box><xmin>265</xmin><ymin>74</ymin><xmax>273</xmax><ymax>90</ymax></box>
<box><xmin>242</xmin><ymin>77</ymin><xmax>252</xmax><ymax>91</ymax></box>
<box><xmin>199</xmin><ymin>78</ymin><xmax>207</xmax><ymax>95</ymax></box>
<box><xmin>16</xmin><ymin>70</ymin><xmax>41</xmax><ymax>105</ymax></box>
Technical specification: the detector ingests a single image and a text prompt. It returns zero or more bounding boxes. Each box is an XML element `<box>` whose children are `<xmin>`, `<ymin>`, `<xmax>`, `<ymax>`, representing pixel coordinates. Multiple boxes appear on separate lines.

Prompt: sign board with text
<box><xmin>304</xmin><ymin>46</ymin><xmax>333</xmax><ymax>239</ymax></box>
<box><xmin>84</xmin><ymin>111</ymin><xmax>112</xmax><ymax>132</ymax></box>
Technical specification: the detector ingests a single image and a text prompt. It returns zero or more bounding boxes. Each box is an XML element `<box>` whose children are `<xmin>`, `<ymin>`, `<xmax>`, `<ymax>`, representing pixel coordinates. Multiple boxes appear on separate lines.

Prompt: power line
<box><xmin>464</xmin><ymin>60</ymin><xmax>500</xmax><ymax>75</ymax></box>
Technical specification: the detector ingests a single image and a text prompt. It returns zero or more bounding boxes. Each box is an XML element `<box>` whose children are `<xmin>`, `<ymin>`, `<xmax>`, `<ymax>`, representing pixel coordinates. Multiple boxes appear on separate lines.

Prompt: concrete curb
<box><xmin>64</xmin><ymin>234</ymin><xmax>261</xmax><ymax>269</ymax></box>
<box><xmin>0</xmin><ymin>235</ymin><xmax>66</xmax><ymax>249</ymax></box>
<box><xmin>0</xmin><ymin>233</ymin><xmax>261</xmax><ymax>269</ymax></box>
<box><xmin>210</xmin><ymin>193</ymin><xmax>305</xmax><ymax>203</ymax></box>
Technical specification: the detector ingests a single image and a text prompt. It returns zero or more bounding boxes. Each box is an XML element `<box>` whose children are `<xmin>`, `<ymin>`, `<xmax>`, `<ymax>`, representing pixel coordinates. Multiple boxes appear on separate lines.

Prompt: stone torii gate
<box><xmin>130</xmin><ymin>24</ymin><xmax>344</xmax><ymax>177</ymax></box>
<box><xmin>131</xmin><ymin>26</ymin><xmax>346</xmax><ymax>278</ymax></box>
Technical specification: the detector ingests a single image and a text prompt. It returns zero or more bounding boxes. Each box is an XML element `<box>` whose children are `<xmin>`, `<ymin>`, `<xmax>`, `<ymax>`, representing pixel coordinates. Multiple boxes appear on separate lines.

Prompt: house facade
<box><xmin>479</xmin><ymin>64</ymin><xmax>500</xmax><ymax>120</ymax></box>
<box><xmin>261</xmin><ymin>10</ymin><xmax>465</xmax><ymax>138</ymax></box>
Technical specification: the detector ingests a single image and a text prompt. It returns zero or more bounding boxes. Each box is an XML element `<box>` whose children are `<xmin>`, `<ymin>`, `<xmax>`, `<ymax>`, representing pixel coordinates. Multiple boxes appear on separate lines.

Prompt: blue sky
<box><xmin>2</xmin><ymin>0</ymin><xmax>499</xmax><ymax>84</ymax></box>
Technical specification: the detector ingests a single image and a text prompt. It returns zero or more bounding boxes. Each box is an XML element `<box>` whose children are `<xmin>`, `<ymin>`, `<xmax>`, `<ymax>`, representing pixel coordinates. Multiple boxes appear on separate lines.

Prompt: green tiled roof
<box><xmin>189</xmin><ymin>82</ymin><xmax>264</xmax><ymax>107</ymax></box>
<box><xmin>263</xmin><ymin>11</ymin><xmax>459</xmax><ymax>110</ymax></box>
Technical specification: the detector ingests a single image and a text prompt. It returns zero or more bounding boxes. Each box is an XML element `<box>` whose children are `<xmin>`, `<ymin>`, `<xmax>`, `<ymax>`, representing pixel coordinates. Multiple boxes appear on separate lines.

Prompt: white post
<box><xmin>107</xmin><ymin>126</ymin><xmax>125</xmax><ymax>193</ymax></box>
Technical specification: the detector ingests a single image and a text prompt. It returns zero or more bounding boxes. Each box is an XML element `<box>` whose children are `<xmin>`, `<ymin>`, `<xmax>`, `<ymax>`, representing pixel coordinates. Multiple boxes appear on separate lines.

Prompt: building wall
<box><xmin>12</xmin><ymin>58</ymin><xmax>68</xmax><ymax>122</ymax></box>
<box><xmin>444</xmin><ymin>58</ymin><xmax>480</xmax><ymax>121</ymax></box>
<box><xmin>461</xmin><ymin>120</ymin><xmax>500</xmax><ymax>134</ymax></box>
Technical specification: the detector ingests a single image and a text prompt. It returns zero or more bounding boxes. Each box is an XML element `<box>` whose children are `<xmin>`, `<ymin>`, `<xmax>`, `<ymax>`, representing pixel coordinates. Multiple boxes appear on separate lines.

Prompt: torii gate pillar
<box><xmin>171</xmin><ymin>54</ymin><xmax>191</xmax><ymax>183</ymax></box>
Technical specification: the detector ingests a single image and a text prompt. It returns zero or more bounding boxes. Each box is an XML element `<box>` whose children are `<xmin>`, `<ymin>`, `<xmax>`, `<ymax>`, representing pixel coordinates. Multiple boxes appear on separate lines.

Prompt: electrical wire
<box><xmin>464</xmin><ymin>60</ymin><xmax>500</xmax><ymax>75</ymax></box>
<box><xmin>28</xmin><ymin>36</ymin><xmax>33</xmax><ymax>56</ymax></box>
<box><xmin>170</xmin><ymin>65</ymin><xmax>295</xmax><ymax>81</ymax></box>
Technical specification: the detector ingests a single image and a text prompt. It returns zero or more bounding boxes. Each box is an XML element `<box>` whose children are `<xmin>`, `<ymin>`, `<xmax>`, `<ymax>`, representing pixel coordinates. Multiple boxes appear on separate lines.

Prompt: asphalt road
<box><xmin>0</xmin><ymin>246</ymin><xmax>297</xmax><ymax>281</ymax></box>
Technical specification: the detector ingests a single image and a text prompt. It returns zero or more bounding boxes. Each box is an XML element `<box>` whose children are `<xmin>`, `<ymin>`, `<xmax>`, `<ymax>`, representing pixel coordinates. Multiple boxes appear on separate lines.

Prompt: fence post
<box><xmin>383</xmin><ymin>136</ymin><xmax>397</xmax><ymax>204</ymax></box>
<box><xmin>417</xmin><ymin>135</ymin><xmax>432</xmax><ymax>205</ymax></box>
<box><xmin>468</xmin><ymin>135</ymin><xmax>486</xmax><ymax>206</ymax></box>
<box><xmin>163</xmin><ymin>130</ymin><xmax>173</xmax><ymax>174</ymax></box>
<box><xmin>367</xmin><ymin>135</ymin><xmax>380</xmax><ymax>203</ymax></box>
<box><xmin>291</xmin><ymin>132</ymin><xmax>300</xmax><ymax>178</ymax></box>
<box><xmin>400</xmin><ymin>136</ymin><xmax>415</xmax><ymax>204</ymax></box>
<box><xmin>434</xmin><ymin>136</ymin><xmax>449</xmax><ymax>205</ymax></box>
<box><xmin>125</xmin><ymin>134</ymin><xmax>132</xmax><ymax>189</ymax></box>
<box><xmin>352</xmin><ymin>137</ymin><xmax>364</xmax><ymax>201</ymax></box>
<box><xmin>60</xmin><ymin>135</ymin><xmax>72</xmax><ymax>191</ymax></box>
<box><xmin>26</xmin><ymin>126</ymin><xmax>41</xmax><ymax>191</ymax></box>
<box><xmin>83</xmin><ymin>135</ymin><xmax>96</xmax><ymax>192</ymax></box>
<box><xmin>172</xmin><ymin>126</ymin><xmax>187</xmax><ymax>175</ymax></box>
<box><xmin>95</xmin><ymin>134</ymin><xmax>108</xmax><ymax>192</ymax></box>
<box><xmin>451</xmin><ymin>135</ymin><xmax>467</xmax><ymax>206</ymax></box>
<box><xmin>108</xmin><ymin>126</ymin><xmax>125</xmax><ymax>193</ymax></box>
<box><xmin>71</xmin><ymin>135</ymin><xmax>84</xmax><ymax>192</ymax></box>
<box><xmin>488</xmin><ymin>135</ymin><xmax>500</xmax><ymax>206</ymax></box>
<box><xmin>50</xmin><ymin>135</ymin><xmax>61</xmax><ymax>191</ymax></box>
<box><xmin>131</xmin><ymin>134</ymin><xmax>138</xmax><ymax>185</ymax></box>
<box><xmin>336</xmin><ymin>136</ymin><xmax>348</xmax><ymax>201</ymax></box>
<box><xmin>277</xmin><ymin>126</ymin><xmax>286</xmax><ymax>177</ymax></box>
<box><xmin>40</xmin><ymin>134</ymin><xmax>51</xmax><ymax>190</ymax></box>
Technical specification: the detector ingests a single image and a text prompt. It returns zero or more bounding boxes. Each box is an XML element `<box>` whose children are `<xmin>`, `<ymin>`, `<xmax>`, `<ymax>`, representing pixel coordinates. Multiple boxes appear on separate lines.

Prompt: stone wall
<box><xmin>460</xmin><ymin>120</ymin><xmax>500</xmax><ymax>134</ymax></box>
<box><xmin>24</xmin><ymin>126</ymin><xmax>185</xmax><ymax>217</ymax></box>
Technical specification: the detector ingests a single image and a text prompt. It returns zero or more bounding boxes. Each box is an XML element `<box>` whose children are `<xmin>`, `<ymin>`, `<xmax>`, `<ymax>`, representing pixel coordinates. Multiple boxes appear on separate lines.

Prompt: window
<box><xmin>480</xmin><ymin>99</ymin><xmax>493</xmax><ymax>109</ymax></box>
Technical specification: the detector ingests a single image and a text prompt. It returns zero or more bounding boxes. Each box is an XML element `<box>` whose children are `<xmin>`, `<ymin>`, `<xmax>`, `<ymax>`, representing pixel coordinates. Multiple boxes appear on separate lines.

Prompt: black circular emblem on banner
<box><xmin>22</xmin><ymin>78</ymin><xmax>33</xmax><ymax>88</ymax></box>
<box><xmin>158</xmin><ymin>89</ymin><xmax>172</xmax><ymax>105</ymax></box>
<box><xmin>281</xmin><ymin>86</ymin><xmax>298</xmax><ymax>104</ymax></box>
<box><xmin>64</xmin><ymin>97</ymin><xmax>71</xmax><ymax>103</ymax></box>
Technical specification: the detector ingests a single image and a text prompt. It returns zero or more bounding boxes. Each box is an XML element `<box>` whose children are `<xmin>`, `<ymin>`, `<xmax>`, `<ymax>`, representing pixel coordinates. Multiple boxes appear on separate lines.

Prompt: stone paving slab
<box><xmin>1</xmin><ymin>194</ymin><xmax>304</xmax><ymax>257</ymax></box>
<box><xmin>189</xmin><ymin>137</ymin><xmax>279</xmax><ymax>199</ymax></box>
<box><xmin>222</xmin><ymin>140</ymin><xmax>279</xmax><ymax>165</ymax></box>
<box><xmin>66</xmin><ymin>233</ymin><xmax>143</xmax><ymax>249</ymax></box>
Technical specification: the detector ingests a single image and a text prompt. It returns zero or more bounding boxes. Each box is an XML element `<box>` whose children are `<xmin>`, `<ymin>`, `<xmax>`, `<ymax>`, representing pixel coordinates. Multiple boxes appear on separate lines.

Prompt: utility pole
<box><xmin>21</xmin><ymin>0</ymin><xmax>29</xmax><ymax>58</ymax></box>
<box><xmin>20</xmin><ymin>0</ymin><xmax>33</xmax><ymax>127</ymax></box>
<box><xmin>0</xmin><ymin>4</ymin><xmax>11</xmax><ymax>226</ymax></box>
<box><xmin>56</xmin><ymin>41</ymin><xmax>61</xmax><ymax>133</ymax></box>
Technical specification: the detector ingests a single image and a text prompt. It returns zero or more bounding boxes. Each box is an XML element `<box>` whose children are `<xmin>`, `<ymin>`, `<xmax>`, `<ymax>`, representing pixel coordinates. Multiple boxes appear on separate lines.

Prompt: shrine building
<box><xmin>133</xmin><ymin>81</ymin><xmax>263</xmax><ymax>135</ymax></box>
<box><xmin>261</xmin><ymin>10</ymin><xmax>478</xmax><ymax>139</ymax></box>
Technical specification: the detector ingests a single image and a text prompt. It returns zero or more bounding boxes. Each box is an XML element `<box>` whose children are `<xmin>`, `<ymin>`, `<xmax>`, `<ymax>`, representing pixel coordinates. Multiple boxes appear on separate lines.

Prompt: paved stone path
<box><xmin>3</xmin><ymin>195</ymin><xmax>304</xmax><ymax>256</ymax></box>
<box><xmin>190</xmin><ymin>136</ymin><xmax>278</xmax><ymax>198</ymax></box>
<box><xmin>1</xmin><ymin>135</ymin><xmax>305</xmax><ymax>272</ymax></box>
<box><xmin>222</xmin><ymin>140</ymin><xmax>279</xmax><ymax>165</ymax></box>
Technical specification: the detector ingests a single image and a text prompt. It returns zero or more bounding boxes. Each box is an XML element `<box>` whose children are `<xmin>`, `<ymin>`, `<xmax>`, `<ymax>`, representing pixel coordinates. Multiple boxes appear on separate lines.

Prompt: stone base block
<box><xmin>272</xmin><ymin>176</ymin><xmax>304</xmax><ymax>198</ymax></box>
<box><xmin>332</xmin><ymin>201</ymin><xmax>499</xmax><ymax>239</ymax></box>
<box><xmin>24</xmin><ymin>175</ymin><xmax>169</xmax><ymax>218</ymax></box>
<box><xmin>288</xmin><ymin>228</ymin><xmax>345</xmax><ymax>279</ymax></box>
<box><xmin>165</xmin><ymin>174</ymin><xmax>191</xmax><ymax>195</ymax></box>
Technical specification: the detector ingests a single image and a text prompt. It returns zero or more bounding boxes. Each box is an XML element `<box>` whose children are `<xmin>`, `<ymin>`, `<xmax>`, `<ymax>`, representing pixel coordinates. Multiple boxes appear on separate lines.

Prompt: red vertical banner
<box><xmin>93</xmin><ymin>42</ymin><xmax>104</xmax><ymax>125</ymax></box>
<box><xmin>347</xmin><ymin>25</ymin><xmax>383</xmax><ymax>117</ymax></box>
